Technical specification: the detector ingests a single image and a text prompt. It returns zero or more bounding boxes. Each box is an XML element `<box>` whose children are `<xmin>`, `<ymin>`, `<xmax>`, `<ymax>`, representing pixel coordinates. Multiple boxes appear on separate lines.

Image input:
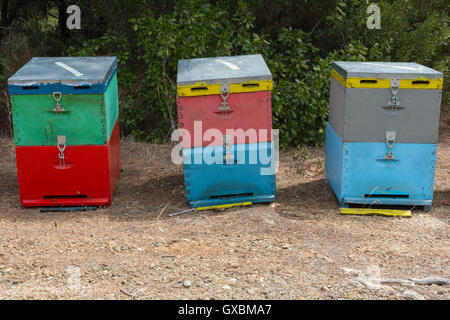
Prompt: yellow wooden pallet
<box><xmin>196</xmin><ymin>202</ymin><xmax>253</xmax><ymax>211</ymax></box>
<box><xmin>340</xmin><ymin>207</ymin><xmax>412</xmax><ymax>217</ymax></box>
<box><xmin>166</xmin><ymin>202</ymin><xmax>252</xmax><ymax>217</ymax></box>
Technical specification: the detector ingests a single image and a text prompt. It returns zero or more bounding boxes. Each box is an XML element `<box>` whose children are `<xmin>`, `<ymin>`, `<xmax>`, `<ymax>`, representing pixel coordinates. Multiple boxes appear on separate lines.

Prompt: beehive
<box><xmin>8</xmin><ymin>56</ymin><xmax>121</xmax><ymax>207</ymax></box>
<box><xmin>325</xmin><ymin>61</ymin><xmax>443</xmax><ymax>210</ymax></box>
<box><xmin>177</xmin><ymin>54</ymin><xmax>273</xmax><ymax>148</ymax></box>
<box><xmin>182</xmin><ymin>143</ymin><xmax>276</xmax><ymax>207</ymax></box>
<box><xmin>177</xmin><ymin>54</ymin><xmax>276</xmax><ymax>207</ymax></box>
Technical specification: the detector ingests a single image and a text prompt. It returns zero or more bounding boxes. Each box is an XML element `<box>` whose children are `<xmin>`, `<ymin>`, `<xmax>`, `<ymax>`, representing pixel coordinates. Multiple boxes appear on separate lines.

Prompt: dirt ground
<box><xmin>0</xmin><ymin>116</ymin><xmax>448</xmax><ymax>300</ymax></box>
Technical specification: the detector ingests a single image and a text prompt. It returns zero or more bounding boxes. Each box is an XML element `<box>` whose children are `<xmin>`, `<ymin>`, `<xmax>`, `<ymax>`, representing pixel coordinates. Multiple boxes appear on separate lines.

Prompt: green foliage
<box><xmin>313</xmin><ymin>0</ymin><xmax>449</xmax><ymax>113</ymax></box>
<box><xmin>3</xmin><ymin>0</ymin><xmax>448</xmax><ymax>145</ymax></box>
<box><xmin>69</xmin><ymin>0</ymin><xmax>265</xmax><ymax>142</ymax></box>
<box><xmin>66</xmin><ymin>1</ymin><xmax>340</xmax><ymax>146</ymax></box>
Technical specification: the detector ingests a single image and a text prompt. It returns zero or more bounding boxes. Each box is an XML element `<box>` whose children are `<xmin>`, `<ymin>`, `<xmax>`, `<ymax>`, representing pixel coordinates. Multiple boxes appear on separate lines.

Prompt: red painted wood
<box><xmin>15</xmin><ymin>120</ymin><xmax>121</xmax><ymax>207</ymax></box>
<box><xmin>177</xmin><ymin>91</ymin><xmax>272</xmax><ymax>147</ymax></box>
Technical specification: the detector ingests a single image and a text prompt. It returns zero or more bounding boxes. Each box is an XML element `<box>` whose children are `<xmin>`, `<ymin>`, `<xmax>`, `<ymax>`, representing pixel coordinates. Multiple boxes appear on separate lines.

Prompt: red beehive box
<box><xmin>15</xmin><ymin>121</ymin><xmax>121</xmax><ymax>207</ymax></box>
<box><xmin>176</xmin><ymin>54</ymin><xmax>273</xmax><ymax>148</ymax></box>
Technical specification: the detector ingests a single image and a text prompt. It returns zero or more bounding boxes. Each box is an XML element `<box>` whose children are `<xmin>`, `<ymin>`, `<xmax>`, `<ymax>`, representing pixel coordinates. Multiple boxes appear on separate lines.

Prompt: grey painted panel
<box><xmin>177</xmin><ymin>54</ymin><xmax>272</xmax><ymax>85</ymax></box>
<box><xmin>328</xmin><ymin>77</ymin><xmax>346</xmax><ymax>140</ymax></box>
<box><xmin>341</xmin><ymin>87</ymin><xmax>442</xmax><ymax>143</ymax></box>
<box><xmin>8</xmin><ymin>56</ymin><xmax>117</xmax><ymax>85</ymax></box>
<box><xmin>332</xmin><ymin>61</ymin><xmax>443</xmax><ymax>79</ymax></box>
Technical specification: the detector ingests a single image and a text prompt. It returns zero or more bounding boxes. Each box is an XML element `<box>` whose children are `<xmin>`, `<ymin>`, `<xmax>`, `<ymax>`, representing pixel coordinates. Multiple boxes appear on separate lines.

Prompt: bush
<box><xmin>68</xmin><ymin>0</ymin><xmax>265</xmax><ymax>142</ymax></box>
<box><xmin>59</xmin><ymin>0</ymin><xmax>449</xmax><ymax>146</ymax></box>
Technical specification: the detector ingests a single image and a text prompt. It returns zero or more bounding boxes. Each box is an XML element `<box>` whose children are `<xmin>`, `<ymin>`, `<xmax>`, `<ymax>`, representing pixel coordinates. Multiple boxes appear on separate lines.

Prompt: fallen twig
<box><xmin>409</xmin><ymin>277</ymin><xmax>450</xmax><ymax>286</ymax></box>
<box><xmin>120</xmin><ymin>288</ymin><xmax>134</xmax><ymax>298</ymax></box>
<box><xmin>378</xmin><ymin>278</ymin><xmax>415</xmax><ymax>287</ymax></box>
<box><xmin>157</xmin><ymin>203</ymin><xmax>170</xmax><ymax>219</ymax></box>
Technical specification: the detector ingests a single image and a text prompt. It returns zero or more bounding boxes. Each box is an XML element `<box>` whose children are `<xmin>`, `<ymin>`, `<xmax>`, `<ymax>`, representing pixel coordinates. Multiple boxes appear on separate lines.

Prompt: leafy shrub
<box><xmin>63</xmin><ymin>0</ymin><xmax>448</xmax><ymax>146</ymax></box>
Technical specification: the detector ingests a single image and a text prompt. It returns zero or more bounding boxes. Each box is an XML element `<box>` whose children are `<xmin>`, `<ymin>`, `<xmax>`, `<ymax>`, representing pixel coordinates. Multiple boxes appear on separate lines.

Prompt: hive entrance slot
<box><xmin>364</xmin><ymin>194</ymin><xmax>409</xmax><ymax>199</ymax></box>
<box><xmin>242</xmin><ymin>83</ymin><xmax>259</xmax><ymax>88</ymax></box>
<box><xmin>210</xmin><ymin>192</ymin><xmax>253</xmax><ymax>199</ymax></box>
<box><xmin>359</xmin><ymin>79</ymin><xmax>378</xmax><ymax>84</ymax></box>
<box><xmin>22</xmin><ymin>86</ymin><xmax>39</xmax><ymax>90</ymax></box>
<box><xmin>74</xmin><ymin>85</ymin><xmax>91</xmax><ymax>90</ymax></box>
<box><xmin>191</xmin><ymin>87</ymin><xmax>208</xmax><ymax>92</ymax></box>
<box><xmin>412</xmin><ymin>80</ymin><xmax>430</xmax><ymax>85</ymax></box>
<box><xmin>44</xmin><ymin>195</ymin><xmax>88</xmax><ymax>199</ymax></box>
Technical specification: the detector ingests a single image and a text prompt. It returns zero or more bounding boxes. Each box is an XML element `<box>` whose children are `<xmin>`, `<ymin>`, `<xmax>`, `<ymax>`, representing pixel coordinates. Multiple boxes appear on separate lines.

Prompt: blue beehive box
<box><xmin>183</xmin><ymin>142</ymin><xmax>276</xmax><ymax>208</ymax></box>
<box><xmin>325</xmin><ymin>62</ymin><xmax>443</xmax><ymax>211</ymax></box>
<box><xmin>325</xmin><ymin>123</ymin><xmax>437</xmax><ymax>210</ymax></box>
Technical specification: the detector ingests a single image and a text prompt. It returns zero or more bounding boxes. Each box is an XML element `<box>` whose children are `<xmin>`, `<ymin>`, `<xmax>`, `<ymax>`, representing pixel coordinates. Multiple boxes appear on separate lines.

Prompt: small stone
<box><xmin>154</xmin><ymin>242</ymin><xmax>164</xmax><ymax>247</ymax></box>
<box><xmin>222</xmin><ymin>285</ymin><xmax>232</xmax><ymax>290</ymax></box>
<box><xmin>341</xmin><ymin>267</ymin><xmax>360</xmax><ymax>274</ymax></box>
<box><xmin>401</xmin><ymin>290</ymin><xmax>426</xmax><ymax>300</ymax></box>
<box><xmin>183</xmin><ymin>280</ymin><xmax>192</xmax><ymax>288</ymax></box>
<box><xmin>1</xmin><ymin>268</ymin><xmax>11</xmax><ymax>275</ymax></box>
<box><xmin>247</xmin><ymin>288</ymin><xmax>257</xmax><ymax>294</ymax></box>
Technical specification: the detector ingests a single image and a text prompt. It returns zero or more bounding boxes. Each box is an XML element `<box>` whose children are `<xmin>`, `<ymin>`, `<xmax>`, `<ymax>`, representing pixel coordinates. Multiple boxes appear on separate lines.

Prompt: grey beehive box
<box><xmin>328</xmin><ymin>61</ymin><xmax>443</xmax><ymax>143</ymax></box>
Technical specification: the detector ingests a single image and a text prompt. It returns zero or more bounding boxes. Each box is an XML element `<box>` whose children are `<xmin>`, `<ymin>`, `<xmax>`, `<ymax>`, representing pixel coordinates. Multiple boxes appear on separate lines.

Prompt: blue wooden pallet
<box><xmin>325</xmin><ymin>123</ymin><xmax>437</xmax><ymax>211</ymax></box>
<box><xmin>182</xmin><ymin>142</ymin><xmax>276</xmax><ymax>208</ymax></box>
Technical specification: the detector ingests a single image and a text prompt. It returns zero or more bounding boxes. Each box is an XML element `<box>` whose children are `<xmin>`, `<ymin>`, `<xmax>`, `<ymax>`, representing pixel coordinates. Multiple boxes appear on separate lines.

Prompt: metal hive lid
<box><xmin>177</xmin><ymin>54</ymin><xmax>272</xmax><ymax>86</ymax></box>
<box><xmin>8</xmin><ymin>56</ymin><xmax>117</xmax><ymax>84</ymax></box>
<box><xmin>332</xmin><ymin>61</ymin><xmax>443</xmax><ymax>79</ymax></box>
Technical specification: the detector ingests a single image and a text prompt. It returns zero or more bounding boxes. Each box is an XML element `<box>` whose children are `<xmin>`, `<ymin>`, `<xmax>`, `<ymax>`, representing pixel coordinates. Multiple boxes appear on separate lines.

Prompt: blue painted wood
<box><xmin>325</xmin><ymin>122</ymin><xmax>344</xmax><ymax>201</ymax></box>
<box><xmin>8</xmin><ymin>57</ymin><xmax>117</xmax><ymax>95</ymax></box>
<box><xmin>325</xmin><ymin>123</ymin><xmax>437</xmax><ymax>207</ymax></box>
<box><xmin>183</xmin><ymin>142</ymin><xmax>276</xmax><ymax>208</ymax></box>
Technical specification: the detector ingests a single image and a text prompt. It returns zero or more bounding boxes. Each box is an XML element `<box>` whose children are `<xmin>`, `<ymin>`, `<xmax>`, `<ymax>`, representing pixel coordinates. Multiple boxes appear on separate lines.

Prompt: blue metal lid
<box><xmin>8</xmin><ymin>56</ymin><xmax>117</xmax><ymax>95</ymax></box>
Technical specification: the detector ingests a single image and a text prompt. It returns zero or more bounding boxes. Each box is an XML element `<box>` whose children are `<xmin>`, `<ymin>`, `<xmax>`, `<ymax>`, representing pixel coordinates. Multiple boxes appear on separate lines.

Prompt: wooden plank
<box><xmin>340</xmin><ymin>207</ymin><xmax>412</xmax><ymax>217</ymax></box>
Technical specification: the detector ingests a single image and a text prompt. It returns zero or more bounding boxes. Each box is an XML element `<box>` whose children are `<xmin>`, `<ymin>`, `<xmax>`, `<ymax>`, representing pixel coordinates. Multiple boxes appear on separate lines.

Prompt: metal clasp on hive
<box><xmin>219</xmin><ymin>83</ymin><xmax>231</xmax><ymax>112</ymax></box>
<box><xmin>388</xmin><ymin>78</ymin><xmax>400</xmax><ymax>112</ymax></box>
<box><xmin>223</xmin><ymin>134</ymin><xmax>234</xmax><ymax>163</ymax></box>
<box><xmin>57</xmin><ymin>135</ymin><xmax>67</xmax><ymax>167</ymax></box>
<box><xmin>384</xmin><ymin>131</ymin><xmax>396</xmax><ymax>161</ymax></box>
<box><xmin>52</xmin><ymin>92</ymin><xmax>66</xmax><ymax>118</ymax></box>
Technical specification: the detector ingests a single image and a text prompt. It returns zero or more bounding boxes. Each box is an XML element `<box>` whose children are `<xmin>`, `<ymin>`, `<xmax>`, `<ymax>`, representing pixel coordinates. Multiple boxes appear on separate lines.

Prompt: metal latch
<box><xmin>384</xmin><ymin>131</ymin><xmax>396</xmax><ymax>160</ymax></box>
<box><xmin>57</xmin><ymin>135</ymin><xmax>67</xmax><ymax>166</ymax></box>
<box><xmin>223</xmin><ymin>134</ymin><xmax>234</xmax><ymax>163</ymax></box>
<box><xmin>52</xmin><ymin>92</ymin><xmax>66</xmax><ymax>117</ymax></box>
<box><xmin>388</xmin><ymin>78</ymin><xmax>400</xmax><ymax>111</ymax></box>
<box><xmin>218</xmin><ymin>83</ymin><xmax>231</xmax><ymax>111</ymax></box>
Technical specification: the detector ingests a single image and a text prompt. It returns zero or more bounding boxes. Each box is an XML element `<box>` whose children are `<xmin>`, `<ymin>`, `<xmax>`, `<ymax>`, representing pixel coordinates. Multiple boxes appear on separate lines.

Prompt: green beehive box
<box><xmin>8</xmin><ymin>57</ymin><xmax>119</xmax><ymax>146</ymax></box>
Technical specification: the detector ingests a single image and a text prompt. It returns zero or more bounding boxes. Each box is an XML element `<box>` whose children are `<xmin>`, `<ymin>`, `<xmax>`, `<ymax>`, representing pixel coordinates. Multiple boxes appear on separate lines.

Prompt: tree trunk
<box><xmin>57</xmin><ymin>0</ymin><xmax>69</xmax><ymax>38</ymax></box>
<box><xmin>1</xmin><ymin>0</ymin><xmax>9</xmax><ymax>27</ymax></box>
